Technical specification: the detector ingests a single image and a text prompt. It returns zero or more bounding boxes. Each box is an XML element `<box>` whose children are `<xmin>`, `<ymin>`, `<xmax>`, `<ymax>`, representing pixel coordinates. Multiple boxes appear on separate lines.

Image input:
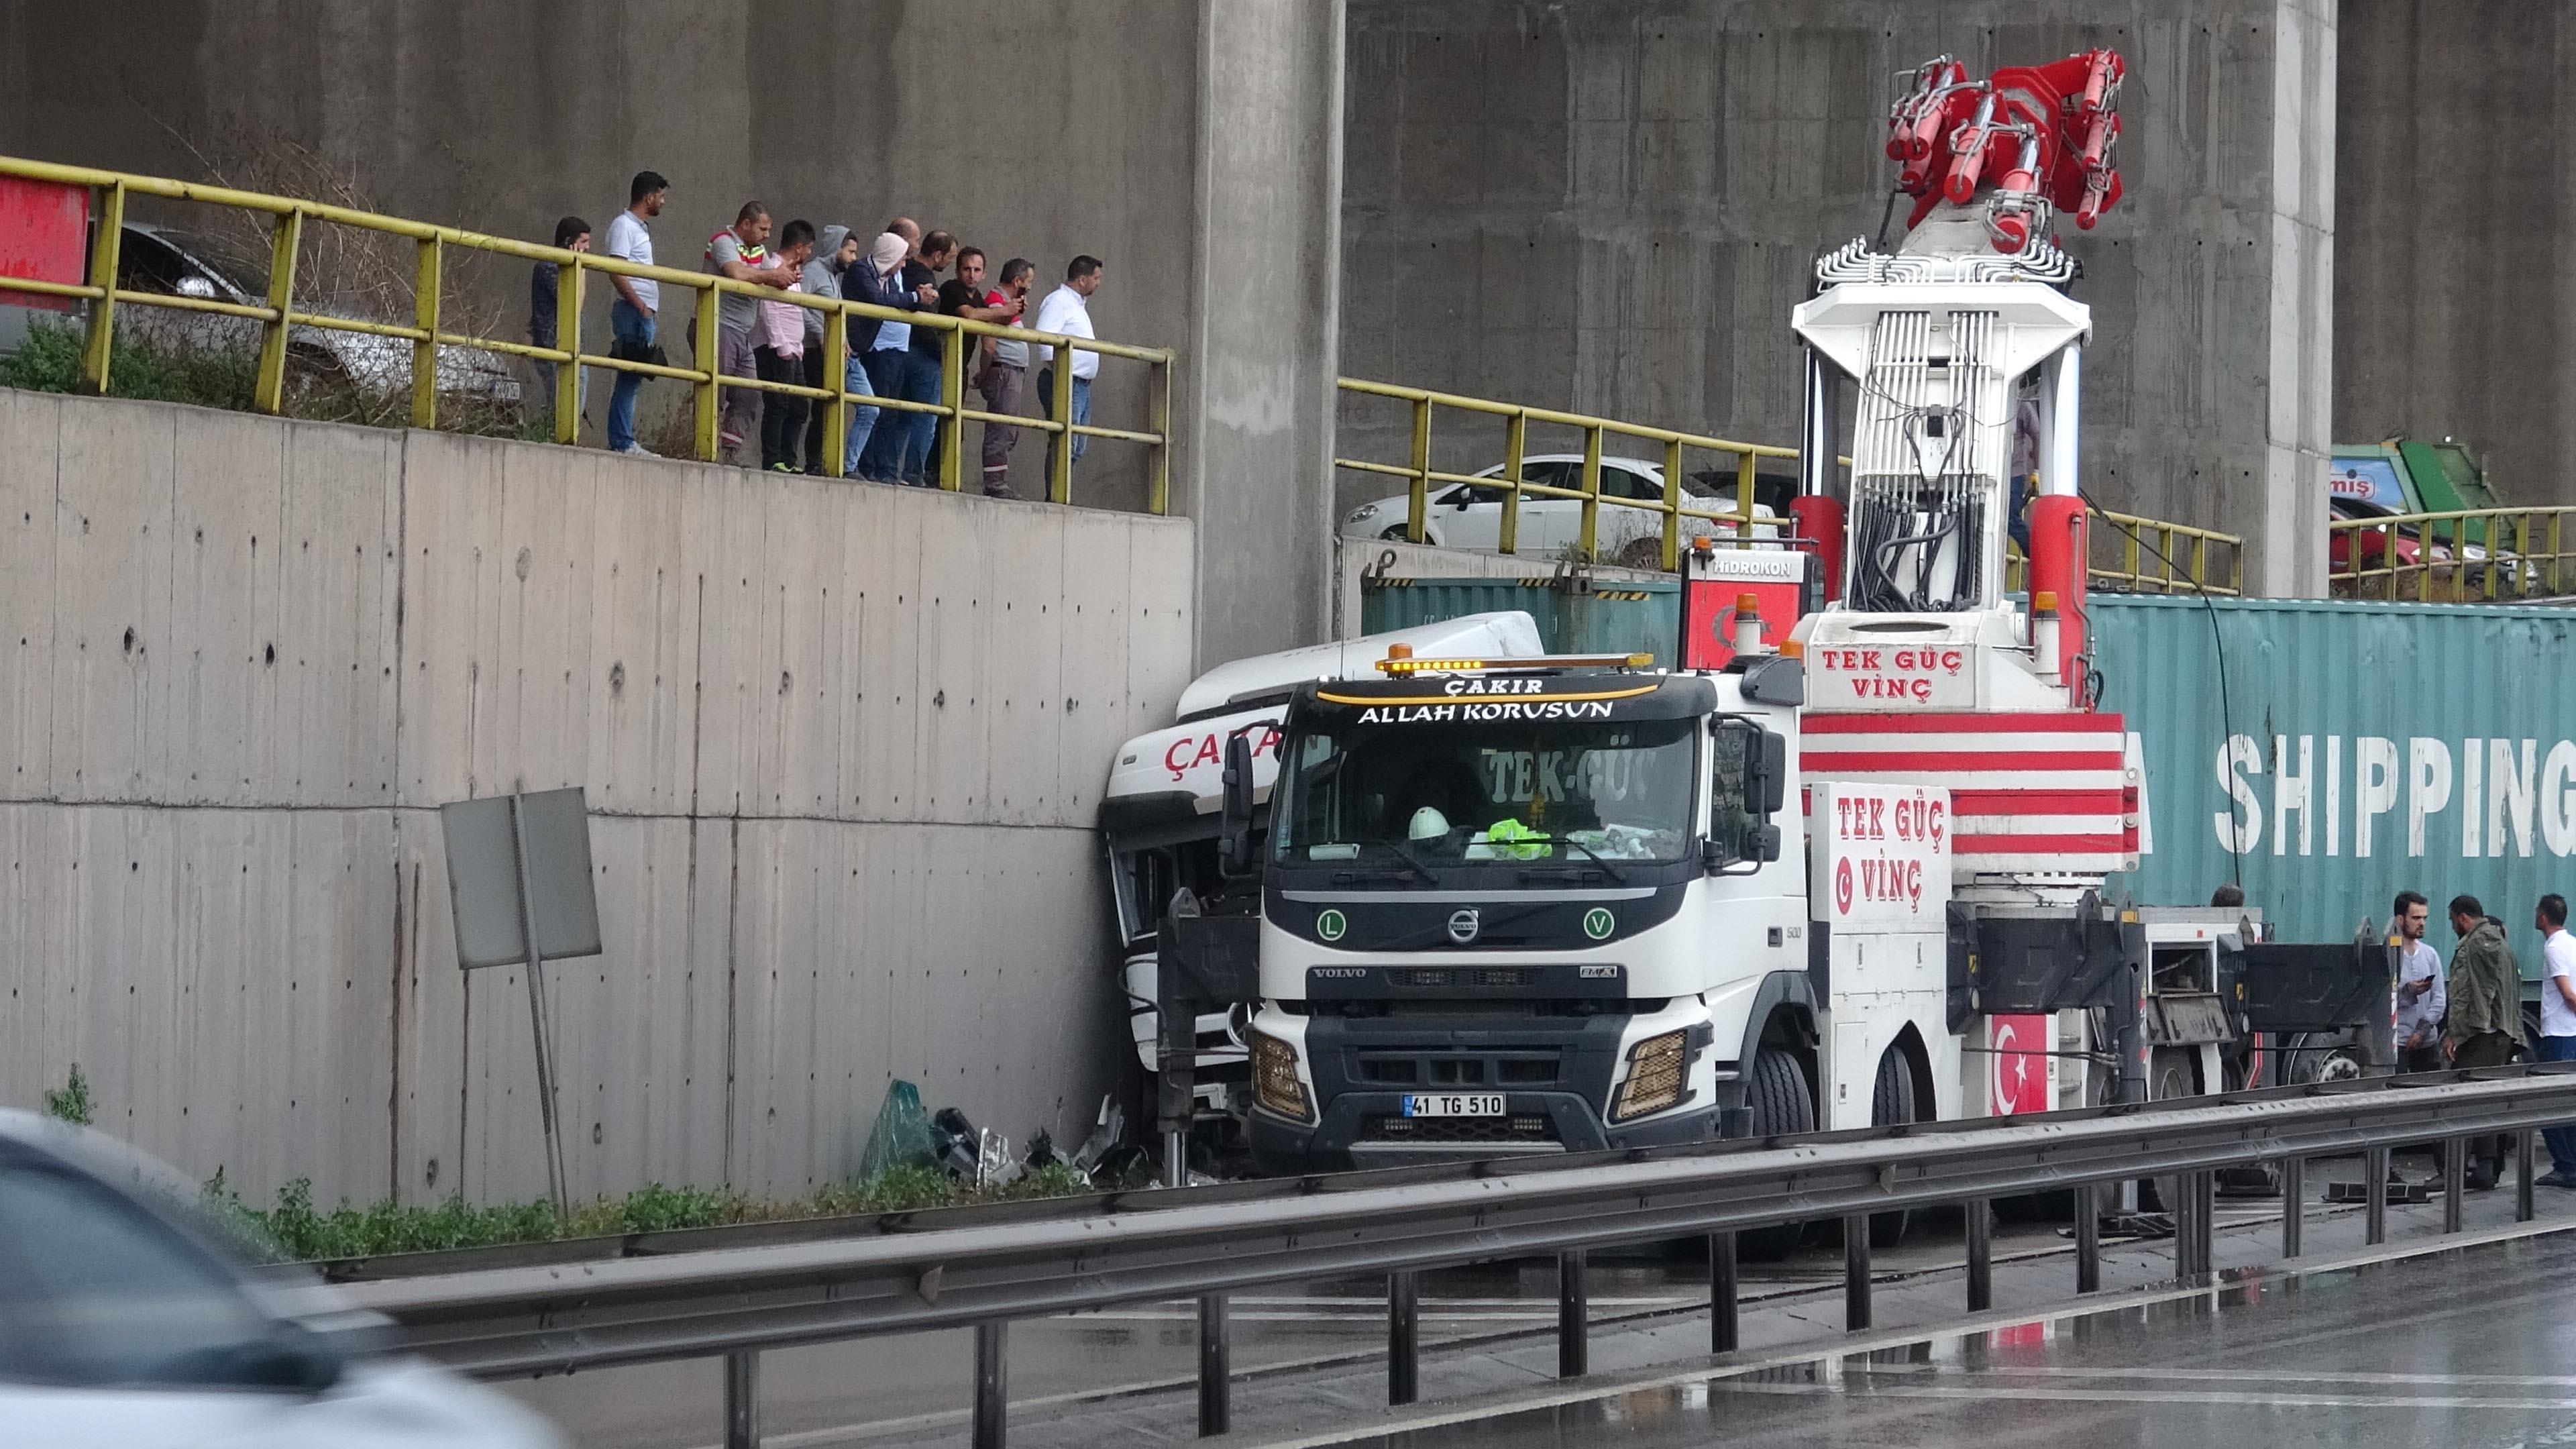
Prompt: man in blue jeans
<box><xmin>854</xmin><ymin>220</ymin><xmax>938</xmax><ymax>482</ymax></box>
<box><xmin>1034</xmin><ymin>254</ymin><xmax>1104</xmax><ymax>496</ymax></box>
<box><xmin>874</xmin><ymin>230</ymin><xmax>955</xmax><ymax>485</ymax></box>
<box><xmin>2534</xmin><ymin>893</ymin><xmax>2576</xmax><ymax>1188</ymax></box>
<box><xmin>601</xmin><ymin>170</ymin><xmax>669</xmax><ymax>457</ymax></box>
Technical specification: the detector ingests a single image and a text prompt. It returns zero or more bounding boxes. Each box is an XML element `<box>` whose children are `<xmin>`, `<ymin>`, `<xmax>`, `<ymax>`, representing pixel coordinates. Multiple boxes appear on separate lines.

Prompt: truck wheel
<box><xmin>2142</xmin><ymin>1048</ymin><xmax>2200</xmax><ymax>1214</ymax></box>
<box><xmin>2286</xmin><ymin>1032</ymin><xmax>2367</xmax><ymax>1085</ymax></box>
<box><xmin>1740</xmin><ymin>1047</ymin><xmax>1815</xmax><ymax>1258</ymax></box>
<box><xmin>1868</xmin><ymin>1049</ymin><xmax>1917</xmax><ymax>1247</ymax></box>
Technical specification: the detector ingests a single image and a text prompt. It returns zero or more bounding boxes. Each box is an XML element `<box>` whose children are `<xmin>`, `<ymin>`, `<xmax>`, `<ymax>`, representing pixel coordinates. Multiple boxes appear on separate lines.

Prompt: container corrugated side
<box><xmin>2094</xmin><ymin>594</ymin><xmax>2576</xmax><ymax>959</ymax></box>
<box><xmin>1358</xmin><ymin>578</ymin><xmax>1680</xmax><ymax>665</ymax></box>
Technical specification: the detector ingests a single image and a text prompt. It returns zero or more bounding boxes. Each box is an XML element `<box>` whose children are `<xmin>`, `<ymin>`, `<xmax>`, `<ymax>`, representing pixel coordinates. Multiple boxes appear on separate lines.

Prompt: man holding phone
<box><xmin>2392</xmin><ymin>890</ymin><xmax>2446</xmax><ymax>1074</ymax></box>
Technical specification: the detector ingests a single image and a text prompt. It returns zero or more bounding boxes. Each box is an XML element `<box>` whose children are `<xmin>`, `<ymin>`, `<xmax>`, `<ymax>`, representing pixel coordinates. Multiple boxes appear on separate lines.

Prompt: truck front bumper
<box><xmin>1249</xmin><ymin>1091</ymin><xmax>1721</xmax><ymax>1173</ymax></box>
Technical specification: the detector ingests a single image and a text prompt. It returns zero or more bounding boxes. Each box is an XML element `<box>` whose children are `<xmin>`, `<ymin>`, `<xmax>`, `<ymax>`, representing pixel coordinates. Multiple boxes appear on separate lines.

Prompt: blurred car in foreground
<box><xmin>0</xmin><ymin>1111</ymin><xmax>559</xmax><ymax>1448</ymax></box>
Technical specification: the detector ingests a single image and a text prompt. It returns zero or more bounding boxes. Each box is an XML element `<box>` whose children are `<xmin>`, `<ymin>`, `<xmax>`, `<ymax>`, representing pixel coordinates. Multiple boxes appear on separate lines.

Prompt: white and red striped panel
<box><xmin>1800</xmin><ymin>711</ymin><xmax>2138</xmax><ymax>877</ymax></box>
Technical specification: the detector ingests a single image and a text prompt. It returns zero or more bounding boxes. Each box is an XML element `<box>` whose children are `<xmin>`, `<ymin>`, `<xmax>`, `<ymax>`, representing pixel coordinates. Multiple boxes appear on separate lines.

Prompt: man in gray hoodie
<box><xmin>800</xmin><ymin>225</ymin><xmax>862</xmax><ymax>474</ymax></box>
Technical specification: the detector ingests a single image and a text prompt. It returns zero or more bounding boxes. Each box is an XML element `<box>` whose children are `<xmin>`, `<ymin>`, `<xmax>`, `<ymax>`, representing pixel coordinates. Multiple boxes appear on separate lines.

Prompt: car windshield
<box><xmin>0</xmin><ymin>1161</ymin><xmax>280</xmax><ymax>1388</ymax></box>
<box><xmin>1273</xmin><ymin>715</ymin><xmax>1697</xmax><ymax>871</ymax></box>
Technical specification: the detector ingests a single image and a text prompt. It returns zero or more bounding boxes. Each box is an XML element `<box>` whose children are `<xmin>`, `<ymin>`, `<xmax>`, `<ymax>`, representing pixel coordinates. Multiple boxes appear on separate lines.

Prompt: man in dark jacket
<box><xmin>2446</xmin><ymin>894</ymin><xmax>2528</xmax><ymax>1189</ymax></box>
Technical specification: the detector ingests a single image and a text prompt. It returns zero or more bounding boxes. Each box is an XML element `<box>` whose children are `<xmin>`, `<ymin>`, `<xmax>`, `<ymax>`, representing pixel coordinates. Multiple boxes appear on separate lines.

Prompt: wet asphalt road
<box><xmin>499</xmin><ymin>1150</ymin><xmax>2576</xmax><ymax>1448</ymax></box>
<box><xmin>1350</xmin><ymin>1231</ymin><xmax>2576</xmax><ymax>1449</ymax></box>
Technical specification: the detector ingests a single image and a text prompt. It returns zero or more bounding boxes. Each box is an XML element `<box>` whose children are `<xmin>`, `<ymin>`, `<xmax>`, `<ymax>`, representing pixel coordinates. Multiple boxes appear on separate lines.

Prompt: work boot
<box><xmin>2465</xmin><ymin>1161</ymin><xmax>2499</xmax><ymax>1192</ymax></box>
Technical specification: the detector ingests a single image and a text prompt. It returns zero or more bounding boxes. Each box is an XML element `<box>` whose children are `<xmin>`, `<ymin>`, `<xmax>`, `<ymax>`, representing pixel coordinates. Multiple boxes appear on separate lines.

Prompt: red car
<box><xmin>2330</xmin><ymin>495</ymin><xmax>2429</xmax><ymax>584</ymax></box>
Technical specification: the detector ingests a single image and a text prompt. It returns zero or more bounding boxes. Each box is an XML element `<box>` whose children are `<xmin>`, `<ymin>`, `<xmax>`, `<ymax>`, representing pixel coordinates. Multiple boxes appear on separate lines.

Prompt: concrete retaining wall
<box><xmin>0</xmin><ymin>390</ymin><xmax>1195</xmax><ymax>1205</ymax></box>
<box><xmin>0</xmin><ymin>0</ymin><xmax>1346</xmax><ymax>665</ymax></box>
<box><xmin>1340</xmin><ymin>0</ymin><xmax>2335</xmax><ymax>595</ymax></box>
<box><xmin>2336</xmin><ymin>1</ymin><xmax>2576</xmax><ymax>508</ymax></box>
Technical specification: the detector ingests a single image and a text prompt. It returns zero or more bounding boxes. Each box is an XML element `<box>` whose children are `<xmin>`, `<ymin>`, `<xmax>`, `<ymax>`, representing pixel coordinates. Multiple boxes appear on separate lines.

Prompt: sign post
<box><xmin>439</xmin><ymin>786</ymin><xmax>602</xmax><ymax>1216</ymax></box>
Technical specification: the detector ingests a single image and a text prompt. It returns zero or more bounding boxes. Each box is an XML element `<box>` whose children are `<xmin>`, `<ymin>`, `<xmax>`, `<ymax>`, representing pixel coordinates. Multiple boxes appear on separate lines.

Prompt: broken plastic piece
<box><xmin>976</xmin><ymin>1128</ymin><xmax>1021</xmax><ymax>1190</ymax></box>
<box><xmin>932</xmin><ymin>1107</ymin><xmax>982</xmax><ymax>1179</ymax></box>
<box><xmin>857</xmin><ymin>1079</ymin><xmax>938</xmax><ymax>1181</ymax></box>
<box><xmin>1069</xmin><ymin>1093</ymin><xmax>1126</xmax><ymax>1176</ymax></box>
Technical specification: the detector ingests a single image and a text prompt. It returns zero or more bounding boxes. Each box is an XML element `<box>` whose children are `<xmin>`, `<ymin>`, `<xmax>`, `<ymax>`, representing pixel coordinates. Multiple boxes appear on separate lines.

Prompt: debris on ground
<box><xmin>930</xmin><ymin>1107</ymin><xmax>982</xmax><ymax>1179</ymax></box>
<box><xmin>1069</xmin><ymin>1094</ymin><xmax>1125</xmax><ymax>1175</ymax></box>
<box><xmin>857</xmin><ymin>1079</ymin><xmax>938</xmax><ymax>1180</ymax></box>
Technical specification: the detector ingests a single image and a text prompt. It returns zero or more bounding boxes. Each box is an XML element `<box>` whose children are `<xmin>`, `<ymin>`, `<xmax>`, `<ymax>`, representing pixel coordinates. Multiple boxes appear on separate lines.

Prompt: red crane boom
<box><xmin>1884</xmin><ymin>49</ymin><xmax>2125</xmax><ymax>252</ymax></box>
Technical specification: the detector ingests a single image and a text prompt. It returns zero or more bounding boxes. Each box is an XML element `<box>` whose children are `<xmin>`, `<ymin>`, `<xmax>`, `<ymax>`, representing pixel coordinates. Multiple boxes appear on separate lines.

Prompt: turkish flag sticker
<box><xmin>1833</xmin><ymin>857</ymin><xmax>1854</xmax><ymax>916</ymax></box>
<box><xmin>1990</xmin><ymin>1015</ymin><xmax>2049</xmax><ymax>1115</ymax></box>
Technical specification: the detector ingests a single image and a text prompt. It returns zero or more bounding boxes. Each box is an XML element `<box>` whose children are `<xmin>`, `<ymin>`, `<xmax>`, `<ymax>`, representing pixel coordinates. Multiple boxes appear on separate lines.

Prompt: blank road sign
<box><xmin>439</xmin><ymin>787</ymin><xmax>603</xmax><ymax>969</ymax></box>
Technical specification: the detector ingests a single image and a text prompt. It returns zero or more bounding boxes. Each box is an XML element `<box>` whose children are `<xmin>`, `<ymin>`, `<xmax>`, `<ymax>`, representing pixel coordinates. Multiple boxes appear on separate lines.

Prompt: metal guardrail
<box><xmin>342</xmin><ymin>1065</ymin><xmax>2576</xmax><ymax>1448</ymax></box>
<box><xmin>1335</xmin><ymin>378</ymin><xmax>1804</xmax><ymax>573</ymax></box>
<box><xmin>1336</xmin><ymin>379</ymin><xmax>2247</xmax><ymax>593</ymax></box>
<box><xmin>2330</xmin><ymin>506</ymin><xmax>2576</xmax><ymax>602</ymax></box>
<box><xmin>2003</xmin><ymin>506</ymin><xmax>2247</xmax><ymax>597</ymax></box>
<box><xmin>0</xmin><ymin>156</ymin><xmax>1173</xmax><ymax>508</ymax></box>
<box><xmin>2086</xmin><ymin>506</ymin><xmax>2245</xmax><ymax>595</ymax></box>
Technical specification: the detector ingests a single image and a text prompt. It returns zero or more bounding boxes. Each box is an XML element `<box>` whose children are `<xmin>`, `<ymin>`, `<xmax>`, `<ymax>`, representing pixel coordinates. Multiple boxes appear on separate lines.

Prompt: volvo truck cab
<box><xmin>1240</xmin><ymin>645</ymin><xmax>1960</xmax><ymax>1171</ymax></box>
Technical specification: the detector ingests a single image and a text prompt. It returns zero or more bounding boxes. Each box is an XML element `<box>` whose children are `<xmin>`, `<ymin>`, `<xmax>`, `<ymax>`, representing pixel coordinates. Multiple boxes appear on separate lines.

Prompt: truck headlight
<box><xmin>1611</xmin><ymin>1029</ymin><xmax>1690</xmax><ymax>1122</ymax></box>
<box><xmin>1250</xmin><ymin>1030</ymin><xmax>1313</xmax><ymax>1122</ymax></box>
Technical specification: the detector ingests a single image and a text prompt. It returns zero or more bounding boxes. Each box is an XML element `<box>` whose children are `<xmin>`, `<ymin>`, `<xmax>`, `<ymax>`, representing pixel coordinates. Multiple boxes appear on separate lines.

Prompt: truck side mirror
<box><xmin>1217</xmin><ymin>733</ymin><xmax>1257</xmax><ymax>877</ymax></box>
<box><xmin>1747</xmin><ymin>729</ymin><xmax>1788</xmax><ymax>816</ymax></box>
<box><xmin>1752</xmin><ymin>822</ymin><xmax>1782</xmax><ymax>863</ymax></box>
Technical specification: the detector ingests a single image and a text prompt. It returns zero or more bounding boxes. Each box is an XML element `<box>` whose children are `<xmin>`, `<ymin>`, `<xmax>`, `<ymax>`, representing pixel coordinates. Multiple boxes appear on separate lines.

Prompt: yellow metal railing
<box><xmin>0</xmin><ymin>156</ymin><xmax>1173</xmax><ymax>509</ymax></box>
<box><xmin>2330</xmin><ymin>506</ymin><xmax>2576</xmax><ymax>602</ymax></box>
<box><xmin>2006</xmin><ymin>508</ymin><xmax>2245</xmax><ymax>596</ymax></box>
<box><xmin>2089</xmin><ymin>508</ymin><xmax>2244</xmax><ymax>595</ymax></box>
<box><xmin>1339</xmin><ymin>379</ymin><xmax>2248</xmax><ymax>594</ymax></box>
<box><xmin>1335</xmin><ymin>378</ymin><xmax>1804</xmax><ymax>573</ymax></box>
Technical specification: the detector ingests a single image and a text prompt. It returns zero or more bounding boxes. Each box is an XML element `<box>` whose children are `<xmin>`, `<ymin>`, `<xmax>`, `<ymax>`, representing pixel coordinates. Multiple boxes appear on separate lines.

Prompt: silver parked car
<box><xmin>109</xmin><ymin>222</ymin><xmax>522</xmax><ymax>410</ymax></box>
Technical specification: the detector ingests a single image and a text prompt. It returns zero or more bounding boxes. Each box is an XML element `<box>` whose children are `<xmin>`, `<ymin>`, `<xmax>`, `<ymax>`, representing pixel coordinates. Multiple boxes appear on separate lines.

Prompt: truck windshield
<box><xmin>1273</xmin><ymin>716</ymin><xmax>1697</xmax><ymax>869</ymax></box>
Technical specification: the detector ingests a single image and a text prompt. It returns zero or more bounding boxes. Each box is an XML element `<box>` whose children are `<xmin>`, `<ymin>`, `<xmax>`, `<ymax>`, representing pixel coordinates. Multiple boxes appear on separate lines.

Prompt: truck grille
<box><xmin>1351</xmin><ymin>1051</ymin><xmax>1563</xmax><ymax>1086</ymax></box>
<box><xmin>1385</xmin><ymin>967</ymin><xmax>1538</xmax><ymax>989</ymax></box>
<box><xmin>1359</xmin><ymin>1114</ymin><xmax>1559</xmax><ymax>1144</ymax></box>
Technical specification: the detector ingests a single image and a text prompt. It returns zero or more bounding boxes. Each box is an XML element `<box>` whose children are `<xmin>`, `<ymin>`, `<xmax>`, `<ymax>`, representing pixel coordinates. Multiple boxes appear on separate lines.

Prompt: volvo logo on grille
<box><xmin>1446</xmin><ymin>908</ymin><xmax>1481</xmax><ymax>945</ymax></box>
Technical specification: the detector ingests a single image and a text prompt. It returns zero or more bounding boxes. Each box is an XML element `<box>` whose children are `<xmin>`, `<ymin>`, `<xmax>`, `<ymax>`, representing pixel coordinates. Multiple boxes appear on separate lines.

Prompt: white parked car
<box><xmin>1340</xmin><ymin>453</ymin><xmax>1786</xmax><ymax>569</ymax></box>
<box><xmin>0</xmin><ymin>1111</ymin><xmax>561</xmax><ymax>1449</ymax></box>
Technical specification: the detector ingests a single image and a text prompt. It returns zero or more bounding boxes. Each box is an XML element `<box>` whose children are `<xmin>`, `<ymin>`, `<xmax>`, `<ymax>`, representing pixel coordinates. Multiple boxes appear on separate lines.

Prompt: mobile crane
<box><xmin>1159</xmin><ymin>50</ymin><xmax>2383</xmax><ymax>1192</ymax></box>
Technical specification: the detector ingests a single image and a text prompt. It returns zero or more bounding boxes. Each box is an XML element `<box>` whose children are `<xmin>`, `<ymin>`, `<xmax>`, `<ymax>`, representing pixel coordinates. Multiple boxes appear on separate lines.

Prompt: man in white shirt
<box><xmin>2533</xmin><ymin>893</ymin><xmax>2576</xmax><ymax>1187</ymax></box>
<box><xmin>602</xmin><ymin>170</ymin><xmax>667</xmax><ymax>456</ymax></box>
<box><xmin>2391</xmin><ymin>890</ymin><xmax>2446</xmax><ymax>1074</ymax></box>
<box><xmin>1034</xmin><ymin>255</ymin><xmax>1104</xmax><ymax>496</ymax></box>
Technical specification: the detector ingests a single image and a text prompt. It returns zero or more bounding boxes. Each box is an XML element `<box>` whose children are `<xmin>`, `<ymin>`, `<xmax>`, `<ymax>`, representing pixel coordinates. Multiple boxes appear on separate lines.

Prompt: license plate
<box><xmin>1403</xmin><ymin>1093</ymin><xmax>1505</xmax><ymax>1117</ymax></box>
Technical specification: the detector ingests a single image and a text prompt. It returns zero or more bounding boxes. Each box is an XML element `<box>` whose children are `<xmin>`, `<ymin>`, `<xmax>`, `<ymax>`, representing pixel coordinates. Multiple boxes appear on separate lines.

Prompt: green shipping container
<box><xmin>1358</xmin><ymin>576</ymin><xmax>1680</xmax><ymax>665</ymax></box>
<box><xmin>2095</xmin><ymin>595</ymin><xmax>2576</xmax><ymax>979</ymax></box>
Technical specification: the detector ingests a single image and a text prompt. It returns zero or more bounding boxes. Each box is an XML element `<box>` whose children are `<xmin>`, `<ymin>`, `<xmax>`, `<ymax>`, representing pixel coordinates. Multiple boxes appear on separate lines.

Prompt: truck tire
<box><xmin>1868</xmin><ymin>1049</ymin><xmax>1917</xmax><ymax>1247</ymax></box>
<box><xmin>2285</xmin><ymin>1031</ymin><xmax>2367</xmax><ymax>1085</ymax></box>
<box><xmin>2142</xmin><ymin>1047</ymin><xmax>2200</xmax><ymax>1214</ymax></box>
<box><xmin>1741</xmin><ymin>1047</ymin><xmax>1815</xmax><ymax>1258</ymax></box>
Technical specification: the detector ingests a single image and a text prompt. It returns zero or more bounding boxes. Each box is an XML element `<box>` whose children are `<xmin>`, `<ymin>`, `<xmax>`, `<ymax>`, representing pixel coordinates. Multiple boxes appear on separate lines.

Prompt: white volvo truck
<box><xmin>1099</xmin><ymin>613</ymin><xmax>1545</xmax><ymax>1131</ymax></box>
<box><xmin>1221</xmin><ymin>47</ymin><xmax>2383</xmax><ymax>1182</ymax></box>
